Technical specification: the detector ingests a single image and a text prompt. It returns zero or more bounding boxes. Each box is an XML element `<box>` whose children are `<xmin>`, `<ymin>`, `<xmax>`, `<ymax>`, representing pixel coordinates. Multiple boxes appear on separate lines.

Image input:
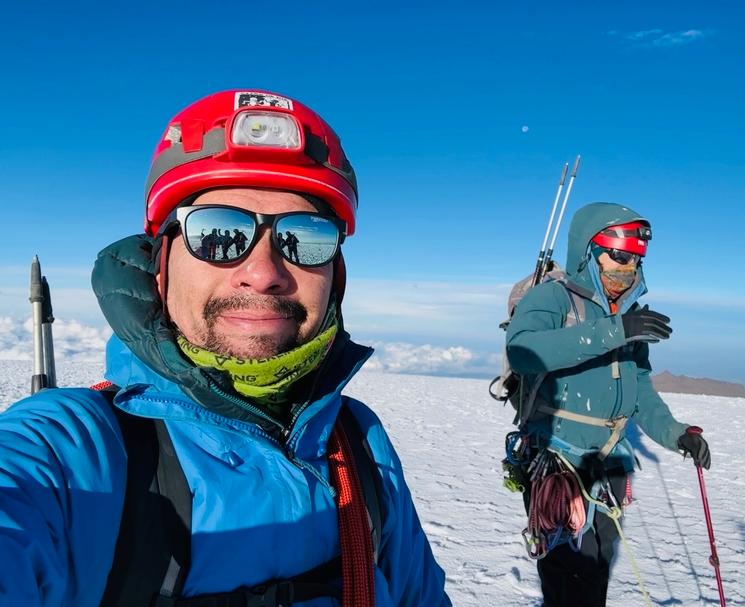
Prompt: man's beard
<box><xmin>193</xmin><ymin>294</ymin><xmax>308</xmax><ymax>359</ymax></box>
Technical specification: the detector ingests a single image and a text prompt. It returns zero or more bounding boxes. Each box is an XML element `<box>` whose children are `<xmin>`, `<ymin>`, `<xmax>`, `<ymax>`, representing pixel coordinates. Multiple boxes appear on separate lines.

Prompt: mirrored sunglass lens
<box><xmin>183</xmin><ymin>208</ymin><xmax>256</xmax><ymax>262</ymax></box>
<box><xmin>275</xmin><ymin>214</ymin><xmax>339</xmax><ymax>266</ymax></box>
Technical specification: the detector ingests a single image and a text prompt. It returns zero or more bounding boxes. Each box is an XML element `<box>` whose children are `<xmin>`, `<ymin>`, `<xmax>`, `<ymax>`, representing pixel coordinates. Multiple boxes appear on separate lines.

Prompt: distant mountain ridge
<box><xmin>652</xmin><ymin>371</ymin><xmax>745</xmax><ymax>398</ymax></box>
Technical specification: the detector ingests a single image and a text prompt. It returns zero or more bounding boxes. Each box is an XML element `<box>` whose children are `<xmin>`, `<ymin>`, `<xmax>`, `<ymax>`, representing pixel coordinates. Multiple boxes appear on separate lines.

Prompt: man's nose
<box><xmin>229</xmin><ymin>227</ymin><xmax>291</xmax><ymax>293</ymax></box>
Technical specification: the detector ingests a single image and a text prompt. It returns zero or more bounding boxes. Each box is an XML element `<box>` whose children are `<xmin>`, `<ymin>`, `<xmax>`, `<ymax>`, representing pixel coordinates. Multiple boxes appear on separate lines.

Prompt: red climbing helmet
<box><xmin>591</xmin><ymin>221</ymin><xmax>652</xmax><ymax>256</ymax></box>
<box><xmin>144</xmin><ymin>90</ymin><xmax>358</xmax><ymax>236</ymax></box>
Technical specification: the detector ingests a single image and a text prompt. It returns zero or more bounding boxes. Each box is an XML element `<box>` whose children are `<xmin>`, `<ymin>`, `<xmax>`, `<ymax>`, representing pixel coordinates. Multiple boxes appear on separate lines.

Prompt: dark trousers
<box><xmin>524</xmin><ymin>468</ymin><xmax>627</xmax><ymax>607</ymax></box>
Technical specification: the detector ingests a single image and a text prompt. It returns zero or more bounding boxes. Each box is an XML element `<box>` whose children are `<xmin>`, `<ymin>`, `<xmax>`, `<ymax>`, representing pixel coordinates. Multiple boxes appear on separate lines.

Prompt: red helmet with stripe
<box><xmin>591</xmin><ymin>221</ymin><xmax>652</xmax><ymax>256</ymax></box>
<box><xmin>144</xmin><ymin>90</ymin><xmax>358</xmax><ymax>237</ymax></box>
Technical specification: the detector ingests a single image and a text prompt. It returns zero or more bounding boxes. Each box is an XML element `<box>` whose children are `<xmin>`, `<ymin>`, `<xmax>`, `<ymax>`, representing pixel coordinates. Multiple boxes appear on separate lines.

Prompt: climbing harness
<box><xmin>535</xmin><ymin>404</ymin><xmax>629</xmax><ymax>460</ymax></box>
<box><xmin>553</xmin><ymin>452</ymin><xmax>653</xmax><ymax>607</ymax></box>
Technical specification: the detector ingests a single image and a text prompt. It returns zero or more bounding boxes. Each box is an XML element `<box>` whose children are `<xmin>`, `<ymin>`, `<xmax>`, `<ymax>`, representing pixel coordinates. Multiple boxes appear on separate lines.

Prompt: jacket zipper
<box><xmin>207</xmin><ymin>383</ymin><xmax>333</xmax><ymax>491</ymax></box>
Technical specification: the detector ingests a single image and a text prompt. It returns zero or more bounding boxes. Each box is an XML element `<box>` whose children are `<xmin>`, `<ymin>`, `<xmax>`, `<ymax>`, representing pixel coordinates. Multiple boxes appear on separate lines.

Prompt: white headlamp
<box><xmin>231</xmin><ymin>112</ymin><xmax>301</xmax><ymax>149</ymax></box>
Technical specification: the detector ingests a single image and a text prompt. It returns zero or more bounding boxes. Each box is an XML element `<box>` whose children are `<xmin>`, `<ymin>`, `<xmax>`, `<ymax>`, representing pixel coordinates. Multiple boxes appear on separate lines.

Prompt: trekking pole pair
<box><xmin>29</xmin><ymin>256</ymin><xmax>57</xmax><ymax>395</ymax></box>
<box><xmin>532</xmin><ymin>155</ymin><xmax>581</xmax><ymax>287</ymax></box>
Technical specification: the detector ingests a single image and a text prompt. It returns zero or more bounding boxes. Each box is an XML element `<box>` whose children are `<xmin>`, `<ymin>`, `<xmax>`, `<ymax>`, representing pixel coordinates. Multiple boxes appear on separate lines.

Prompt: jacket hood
<box><xmin>564</xmin><ymin>202</ymin><xmax>649</xmax><ymax>311</ymax></box>
<box><xmin>92</xmin><ymin>234</ymin><xmax>371</xmax><ymax>437</ymax></box>
<box><xmin>565</xmin><ymin>202</ymin><xmax>649</xmax><ymax>276</ymax></box>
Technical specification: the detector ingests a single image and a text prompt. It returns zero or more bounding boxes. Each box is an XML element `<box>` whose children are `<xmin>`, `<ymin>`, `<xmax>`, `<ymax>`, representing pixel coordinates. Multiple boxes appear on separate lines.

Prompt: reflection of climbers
<box><xmin>284</xmin><ymin>230</ymin><xmax>300</xmax><ymax>263</ymax></box>
<box><xmin>220</xmin><ymin>228</ymin><xmax>234</xmax><ymax>260</ymax></box>
<box><xmin>202</xmin><ymin>229</ymin><xmax>217</xmax><ymax>260</ymax></box>
<box><xmin>233</xmin><ymin>229</ymin><xmax>247</xmax><ymax>255</ymax></box>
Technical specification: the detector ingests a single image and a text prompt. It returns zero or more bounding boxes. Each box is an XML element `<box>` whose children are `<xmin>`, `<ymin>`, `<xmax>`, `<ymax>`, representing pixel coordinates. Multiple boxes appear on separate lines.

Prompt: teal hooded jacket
<box><xmin>506</xmin><ymin>202</ymin><xmax>688</xmax><ymax>470</ymax></box>
<box><xmin>0</xmin><ymin>234</ymin><xmax>450</xmax><ymax>606</ymax></box>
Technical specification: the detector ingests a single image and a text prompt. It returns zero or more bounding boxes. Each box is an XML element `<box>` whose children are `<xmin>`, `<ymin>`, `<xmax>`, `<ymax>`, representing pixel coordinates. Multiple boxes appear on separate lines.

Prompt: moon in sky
<box><xmin>521</xmin><ymin>126</ymin><xmax>529</xmax><ymax>133</ymax></box>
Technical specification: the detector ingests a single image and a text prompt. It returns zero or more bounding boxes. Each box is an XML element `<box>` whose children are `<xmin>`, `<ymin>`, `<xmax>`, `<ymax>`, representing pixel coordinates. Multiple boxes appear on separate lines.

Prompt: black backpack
<box><xmin>95</xmin><ymin>387</ymin><xmax>383</xmax><ymax>607</ymax></box>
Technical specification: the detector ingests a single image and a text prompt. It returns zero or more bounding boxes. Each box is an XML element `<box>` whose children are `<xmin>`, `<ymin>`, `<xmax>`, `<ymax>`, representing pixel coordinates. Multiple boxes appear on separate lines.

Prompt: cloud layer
<box><xmin>0</xmin><ymin>316</ymin><xmax>500</xmax><ymax>378</ymax></box>
<box><xmin>0</xmin><ymin>317</ymin><xmax>112</xmax><ymax>362</ymax></box>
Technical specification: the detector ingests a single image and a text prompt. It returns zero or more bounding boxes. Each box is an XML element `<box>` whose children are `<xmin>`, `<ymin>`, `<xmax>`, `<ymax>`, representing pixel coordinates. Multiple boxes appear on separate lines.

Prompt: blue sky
<box><xmin>1</xmin><ymin>1</ymin><xmax>744</xmax><ymax>383</ymax></box>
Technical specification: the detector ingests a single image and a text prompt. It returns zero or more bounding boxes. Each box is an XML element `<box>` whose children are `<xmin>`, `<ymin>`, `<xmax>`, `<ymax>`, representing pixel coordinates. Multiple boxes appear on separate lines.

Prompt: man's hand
<box><xmin>678</xmin><ymin>426</ymin><xmax>711</xmax><ymax>469</ymax></box>
<box><xmin>621</xmin><ymin>305</ymin><xmax>672</xmax><ymax>343</ymax></box>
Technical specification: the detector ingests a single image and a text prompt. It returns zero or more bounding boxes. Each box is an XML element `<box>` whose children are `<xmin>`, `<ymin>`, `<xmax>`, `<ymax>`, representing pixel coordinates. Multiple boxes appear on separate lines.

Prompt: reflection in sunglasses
<box><xmin>179</xmin><ymin>206</ymin><xmax>342</xmax><ymax>268</ymax></box>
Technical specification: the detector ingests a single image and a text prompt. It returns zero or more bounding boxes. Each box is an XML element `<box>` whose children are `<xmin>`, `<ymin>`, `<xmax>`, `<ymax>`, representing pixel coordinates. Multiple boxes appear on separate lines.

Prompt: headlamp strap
<box><xmin>145</xmin><ymin>127</ymin><xmax>226</xmax><ymax>199</ymax></box>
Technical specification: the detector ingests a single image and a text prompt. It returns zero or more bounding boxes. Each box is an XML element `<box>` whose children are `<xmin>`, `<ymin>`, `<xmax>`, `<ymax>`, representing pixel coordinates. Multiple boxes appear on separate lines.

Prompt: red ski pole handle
<box><xmin>686</xmin><ymin>425</ymin><xmax>703</xmax><ymax>436</ymax></box>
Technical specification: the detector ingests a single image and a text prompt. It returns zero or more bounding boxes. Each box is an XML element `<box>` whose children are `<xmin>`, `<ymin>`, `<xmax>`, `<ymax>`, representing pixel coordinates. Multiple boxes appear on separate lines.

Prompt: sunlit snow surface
<box><xmin>1</xmin><ymin>361</ymin><xmax>743</xmax><ymax>606</ymax></box>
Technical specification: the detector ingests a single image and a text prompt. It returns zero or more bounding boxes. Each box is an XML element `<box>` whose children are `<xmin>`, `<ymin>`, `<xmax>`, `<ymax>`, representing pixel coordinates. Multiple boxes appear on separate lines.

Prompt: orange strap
<box><xmin>328</xmin><ymin>422</ymin><xmax>377</xmax><ymax>607</ymax></box>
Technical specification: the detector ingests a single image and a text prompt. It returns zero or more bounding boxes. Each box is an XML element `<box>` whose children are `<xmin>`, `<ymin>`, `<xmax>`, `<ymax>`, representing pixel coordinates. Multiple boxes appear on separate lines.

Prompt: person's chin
<box><xmin>217</xmin><ymin>318</ymin><xmax>298</xmax><ymax>359</ymax></box>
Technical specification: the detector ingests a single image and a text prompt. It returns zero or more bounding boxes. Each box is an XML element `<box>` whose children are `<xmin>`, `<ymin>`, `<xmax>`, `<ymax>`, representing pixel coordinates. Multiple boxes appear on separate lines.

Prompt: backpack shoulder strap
<box><xmin>552</xmin><ymin>276</ymin><xmax>586</xmax><ymax>328</ymax></box>
<box><xmin>514</xmin><ymin>281</ymin><xmax>586</xmax><ymax>429</ymax></box>
<box><xmin>93</xmin><ymin>384</ymin><xmax>192</xmax><ymax>607</ymax></box>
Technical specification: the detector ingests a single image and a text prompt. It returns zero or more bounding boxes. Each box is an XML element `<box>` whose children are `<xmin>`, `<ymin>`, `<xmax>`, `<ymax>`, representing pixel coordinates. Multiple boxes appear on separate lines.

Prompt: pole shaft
<box><xmin>547</xmin><ymin>155</ymin><xmax>581</xmax><ymax>254</ymax></box>
<box><xmin>696</xmin><ymin>465</ymin><xmax>727</xmax><ymax>606</ymax></box>
<box><xmin>533</xmin><ymin>163</ymin><xmax>569</xmax><ymax>286</ymax></box>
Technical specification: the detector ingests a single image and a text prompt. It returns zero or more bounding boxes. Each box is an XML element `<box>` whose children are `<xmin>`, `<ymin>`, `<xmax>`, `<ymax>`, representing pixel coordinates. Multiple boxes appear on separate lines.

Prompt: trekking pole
<box><xmin>29</xmin><ymin>255</ymin><xmax>48</xmax><ymax>394</ymax></box>
<box><xmin>687</xmin><ymin>427</ymin><xmax>727</xmax><ymax>606</ymax></box>
<box><xmin>41</xmin><ymin>276</ymin><xmax>57</xmax><ymax>388</ymax></box>
<box><xmin>531</xmin><ymin>162</ymin><xmax>568</xmax><ymax>287</ymax></box>
<box><xmin>539</xmin><ymin>155</ymin><xmax>581</xmax><ymax>283</ymax></box>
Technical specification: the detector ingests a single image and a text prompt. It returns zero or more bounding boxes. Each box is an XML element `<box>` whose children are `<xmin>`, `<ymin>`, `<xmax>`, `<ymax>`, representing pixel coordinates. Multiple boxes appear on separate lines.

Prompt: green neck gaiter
<box><xmin>177</xmin><ymin>307</ymin><xmax>338</xmax><ymax>413</ymax></box>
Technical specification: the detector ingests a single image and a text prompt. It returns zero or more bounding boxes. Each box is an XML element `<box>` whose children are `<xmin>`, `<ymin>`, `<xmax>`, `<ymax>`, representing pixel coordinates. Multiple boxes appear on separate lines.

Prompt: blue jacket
<box><xmin>0</xmin><ymin>234</ymin><xmax>450</xmax><ymax>606</ymax></box>
<box><xmin>0</xmin><ymin>337</ymin><xmax>450</xmax><ymax>606</ymax></box>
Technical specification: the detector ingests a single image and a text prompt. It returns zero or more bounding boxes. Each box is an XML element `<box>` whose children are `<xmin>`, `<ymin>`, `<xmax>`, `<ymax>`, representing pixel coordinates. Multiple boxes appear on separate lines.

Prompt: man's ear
<box><xmin>153</xmin><ymin>234</ymin><xmax>170</xmax><ymax>311</ymax></box>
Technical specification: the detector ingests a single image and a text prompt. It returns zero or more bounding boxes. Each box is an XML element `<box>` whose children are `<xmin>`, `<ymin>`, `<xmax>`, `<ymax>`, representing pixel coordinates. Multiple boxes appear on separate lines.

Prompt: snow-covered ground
<box><xmin>1</xmin><ymin>360</ymin><xmax>743</xmax><ymax>606</ymax></box>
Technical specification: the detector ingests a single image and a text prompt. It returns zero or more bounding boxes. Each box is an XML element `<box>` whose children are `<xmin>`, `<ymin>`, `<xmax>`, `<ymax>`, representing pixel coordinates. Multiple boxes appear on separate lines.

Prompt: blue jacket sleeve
<box><xmin>506</xmin><ymin>282</ymin><xmax>626</xmax><ymax>374</ymax></box>
<box><xmin>632</xmin><ymin>343</ymin><xmax>689</xmax><ymax>452</ymax></box>
<box><xmin>345</xmin><ymin>400</ymin><xmax>451</xmax><ymax>606</ymax></box>
<box><xmin>0</xmin><ymin>389</ymin><xmax>127</xmax><ymax>607</ymax></box>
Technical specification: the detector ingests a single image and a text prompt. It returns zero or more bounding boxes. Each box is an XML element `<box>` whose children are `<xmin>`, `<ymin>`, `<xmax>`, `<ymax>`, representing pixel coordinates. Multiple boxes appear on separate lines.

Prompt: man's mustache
<box><xmin>203</xmin><ymin>295</ymin><xmax>307</xmax><ymax>323</ymax></box>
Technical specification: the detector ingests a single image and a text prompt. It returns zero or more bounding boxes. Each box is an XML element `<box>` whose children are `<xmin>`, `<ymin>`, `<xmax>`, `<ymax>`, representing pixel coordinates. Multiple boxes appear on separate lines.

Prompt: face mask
<box><xmin>600</xmin><ymin>265</ymin><xmax>636</xmax><ymax>300</ymax></box>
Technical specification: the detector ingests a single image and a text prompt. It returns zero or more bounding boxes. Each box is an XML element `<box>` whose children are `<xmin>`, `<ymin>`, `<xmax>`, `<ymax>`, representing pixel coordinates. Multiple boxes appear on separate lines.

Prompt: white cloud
<box><xmin>366</xmin><ymin>341</ymin><xmax>501</xmax><ymax>378</ymax></box>
<box><xmin>618</xmin><ymin>28</ymin><xmax>709</xmax><ymax>48</ymax></box>
<box><xmin>626</xmin><ymin>28</ymin><xmax>663</xmax><ymax>41</ymax></box>
<box><xmin>652</xmin><ymin>29</ymin><xmax>706</xmax><ymax>47</ymax></box>
<box><xmin>0</xmin><ymin>317</ymin><xmax>111</xmax><ymax>362</ymax></box>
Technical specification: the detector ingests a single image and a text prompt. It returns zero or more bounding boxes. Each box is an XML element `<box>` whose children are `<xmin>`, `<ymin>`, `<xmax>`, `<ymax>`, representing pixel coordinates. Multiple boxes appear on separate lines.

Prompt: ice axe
<box><xmin>687</xmin><ymin>426</ymin><xmax>726</xmax><ymax>606</ymax></box>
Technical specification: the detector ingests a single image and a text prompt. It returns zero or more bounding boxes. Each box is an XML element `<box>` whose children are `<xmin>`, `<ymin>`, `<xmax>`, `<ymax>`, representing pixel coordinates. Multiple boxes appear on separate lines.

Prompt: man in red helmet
<box><xmin>0</xmin><ymin>90</ymin><xmax>451</xmax><ymax>606</ymax></box>
<box><xmin>505</xmin><ymin>202</ymin><xmax>710</xmax><ymax>606</ymax></box>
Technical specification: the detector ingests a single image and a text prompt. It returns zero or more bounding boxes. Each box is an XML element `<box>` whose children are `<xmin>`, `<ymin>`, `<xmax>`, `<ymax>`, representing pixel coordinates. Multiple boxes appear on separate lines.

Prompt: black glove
<box><xmin>677</xmin><ymin>426</ymin><xmax>711</xmax><ymax>469</ymax></box>
<box><xmin>621</xmin><ymin>305</ymin><xmax>672</xmax><ymax>343</ymax></box>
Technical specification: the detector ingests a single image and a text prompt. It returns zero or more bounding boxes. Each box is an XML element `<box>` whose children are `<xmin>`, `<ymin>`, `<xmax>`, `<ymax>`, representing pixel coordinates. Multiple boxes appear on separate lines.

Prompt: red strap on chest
<box><xmin>328</xmin><ymin>422</ymin><xmax>376</xmax><ymax>607</ymax></box>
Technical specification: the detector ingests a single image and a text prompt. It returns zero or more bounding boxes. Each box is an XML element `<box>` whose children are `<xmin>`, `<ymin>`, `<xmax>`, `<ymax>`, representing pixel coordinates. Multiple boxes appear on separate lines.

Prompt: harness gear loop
<box><xmin>536</xmin><ymin>404</ymin><xmax>628</xmax><ymax>460</ymax></box>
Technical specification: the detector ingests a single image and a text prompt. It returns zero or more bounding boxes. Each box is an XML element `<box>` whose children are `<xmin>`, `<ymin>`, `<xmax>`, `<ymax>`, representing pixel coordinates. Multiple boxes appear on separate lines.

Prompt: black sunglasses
<box><xmin>606</xmin><ymin>248</ymin><xmax>641</xmax><ymax>265</ymax></box>
<box><xmin>163</xmin><ymin>205</ymin><xmax>345</xmax><ymax>268</ymax></box>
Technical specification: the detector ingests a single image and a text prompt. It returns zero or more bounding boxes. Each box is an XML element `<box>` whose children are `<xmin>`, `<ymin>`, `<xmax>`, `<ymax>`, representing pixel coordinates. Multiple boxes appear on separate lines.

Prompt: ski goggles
<box><xmin>605</xmin><ymin>248</ymin><xmax>641</xmax><ymax>265</ymax></box>
<box><xmin>164</xmin><ymin>204</ymin><xmax>345</xmax><ymax>268</ymax></box>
